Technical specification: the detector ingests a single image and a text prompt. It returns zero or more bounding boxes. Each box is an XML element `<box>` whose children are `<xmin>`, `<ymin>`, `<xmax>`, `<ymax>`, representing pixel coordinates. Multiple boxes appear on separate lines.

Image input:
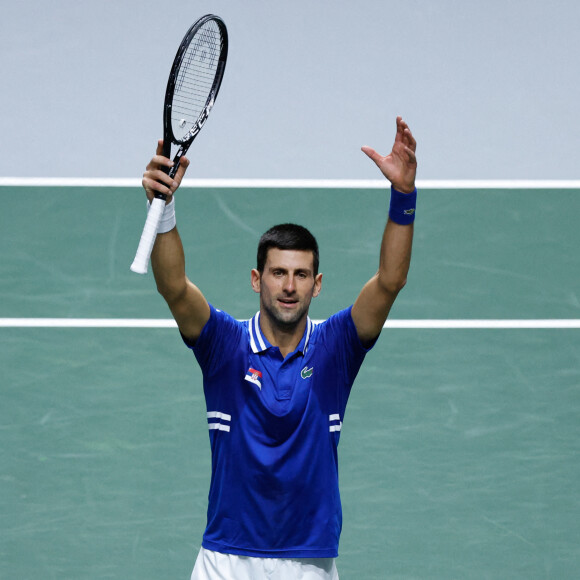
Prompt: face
<box><xmin>251</xmin><ymin>248</ymin><xmax>322</xmax><ymax>329</ymax></box>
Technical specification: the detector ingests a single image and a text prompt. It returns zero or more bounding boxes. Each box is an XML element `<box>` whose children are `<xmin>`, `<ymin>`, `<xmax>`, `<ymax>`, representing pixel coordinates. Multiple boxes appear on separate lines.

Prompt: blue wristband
<box><xmin>389</xmin><ymin>186</ymin><xmax>417</xmax><ymax>225</ymax></box>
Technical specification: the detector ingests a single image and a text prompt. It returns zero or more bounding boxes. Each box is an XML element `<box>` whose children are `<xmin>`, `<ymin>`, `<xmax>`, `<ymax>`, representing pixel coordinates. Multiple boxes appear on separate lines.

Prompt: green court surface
<box><xmin>1</xmin><ymin>185</ymin><xmax>579</xmax><ymax>579</ymax></box>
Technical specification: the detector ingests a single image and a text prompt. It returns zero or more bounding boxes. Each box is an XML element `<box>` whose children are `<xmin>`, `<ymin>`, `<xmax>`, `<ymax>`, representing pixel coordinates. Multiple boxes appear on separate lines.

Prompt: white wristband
<box><xmin>147</xmin><ymin>197</ymin><xmax>176</xmax><ymax>233</ymax></box>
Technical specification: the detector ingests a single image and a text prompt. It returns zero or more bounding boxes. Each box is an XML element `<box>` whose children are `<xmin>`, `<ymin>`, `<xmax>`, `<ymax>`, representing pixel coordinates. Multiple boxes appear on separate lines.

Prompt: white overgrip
<box><xmin>130</xmin><ymin>197</ymin><xmax>166</xmax><ymax>274</ymax></box>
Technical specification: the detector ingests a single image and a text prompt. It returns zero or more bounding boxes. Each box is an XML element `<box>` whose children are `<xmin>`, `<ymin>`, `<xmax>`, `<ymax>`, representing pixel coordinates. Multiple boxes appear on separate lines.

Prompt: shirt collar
<box><xmin>248</xmin><ymin>311</ymin><xmax>314</xmax><ymax>355</ymax></box>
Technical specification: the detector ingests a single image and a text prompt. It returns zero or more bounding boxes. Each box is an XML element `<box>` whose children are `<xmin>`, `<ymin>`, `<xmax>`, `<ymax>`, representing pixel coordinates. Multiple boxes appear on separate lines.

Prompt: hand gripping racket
<box><xmin>131</xmin><ymin>14</ymin><xmax>228</xmax><ymax>274</ymax></box>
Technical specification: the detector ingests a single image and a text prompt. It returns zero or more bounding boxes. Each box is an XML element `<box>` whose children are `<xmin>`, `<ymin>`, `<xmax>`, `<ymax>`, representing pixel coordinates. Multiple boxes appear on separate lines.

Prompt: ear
<box><xmin>313</xmin><ymin>273</ymin><xmax>323</xmax><ymax>298</ymax></box>
<box><xmin>251</xmin><ymin>269</ymin><xmax>261</xmax><ymax>294</ymax></box>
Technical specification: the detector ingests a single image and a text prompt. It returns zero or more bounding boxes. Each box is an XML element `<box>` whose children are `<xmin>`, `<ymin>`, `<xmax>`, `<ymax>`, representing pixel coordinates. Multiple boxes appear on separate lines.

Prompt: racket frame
<box><xmin>159</xmin><ymin>14</ymin><xmax>228</xmax><ymax>189</ymax></box>
<box><xmin>130</xmin><ymin>14</ymin><xmax>228</xmax><ymax>274</ymax></box>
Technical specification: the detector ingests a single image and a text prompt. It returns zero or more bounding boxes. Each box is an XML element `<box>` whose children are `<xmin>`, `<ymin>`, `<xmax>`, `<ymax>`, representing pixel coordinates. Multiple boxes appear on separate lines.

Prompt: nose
<box><xmin>283</xmin><ymin>274</ymin><xmax>296</xmax><ymax>294</ymax></box>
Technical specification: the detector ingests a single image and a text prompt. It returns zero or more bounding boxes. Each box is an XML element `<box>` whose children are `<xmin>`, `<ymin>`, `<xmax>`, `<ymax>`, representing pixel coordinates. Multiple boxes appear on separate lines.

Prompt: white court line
<box><xmin>0</xmin><ymin>318</ymin><xmax>178</xmax><ymax>328</ymax></box>
<box><xmin>0</xmin><ymin>178</ymin><xmax>579</xmax><ymax>189</ymax></box>
<box><xmin>1</xmin><ymin>319</ymin><xmax>579</xmax><ymax>329</ymax></box>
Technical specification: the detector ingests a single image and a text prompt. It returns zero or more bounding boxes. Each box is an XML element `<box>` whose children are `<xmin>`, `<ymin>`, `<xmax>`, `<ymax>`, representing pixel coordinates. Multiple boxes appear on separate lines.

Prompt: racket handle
<box><xmin>130</xmin><ymin>197</ymin><xmax>166</xmax><ymax>274</ymax></box>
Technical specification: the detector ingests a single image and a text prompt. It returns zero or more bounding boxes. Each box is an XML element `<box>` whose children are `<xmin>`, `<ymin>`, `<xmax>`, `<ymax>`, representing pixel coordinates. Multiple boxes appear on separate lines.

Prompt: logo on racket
<box><xmin>184</xmin><ymin>94</ymin><xmax>215</xmax><ymax>141</ymax></box>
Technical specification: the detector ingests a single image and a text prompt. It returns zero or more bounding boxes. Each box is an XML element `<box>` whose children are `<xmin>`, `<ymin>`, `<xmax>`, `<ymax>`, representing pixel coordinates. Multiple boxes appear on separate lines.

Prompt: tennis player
<box><xmin>141</xmin><ymin>116</ymin><xmax>417</xmax><ymax>579</ymax></box>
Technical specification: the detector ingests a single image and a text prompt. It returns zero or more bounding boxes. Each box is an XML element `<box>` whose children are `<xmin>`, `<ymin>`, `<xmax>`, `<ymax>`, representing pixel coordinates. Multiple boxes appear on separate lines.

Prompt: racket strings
<box><xmin>172</xmin><ymin>21</ymin><xmax>224</xmax><ymax>141</ymax></box>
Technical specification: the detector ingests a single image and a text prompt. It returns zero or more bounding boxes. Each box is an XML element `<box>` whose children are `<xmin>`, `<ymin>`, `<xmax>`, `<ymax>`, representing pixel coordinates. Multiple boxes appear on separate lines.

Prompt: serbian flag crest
<box><xmin>244</xmin><ymin>368</ymin><xmax>263</xmax><ymax>390</ymax></box>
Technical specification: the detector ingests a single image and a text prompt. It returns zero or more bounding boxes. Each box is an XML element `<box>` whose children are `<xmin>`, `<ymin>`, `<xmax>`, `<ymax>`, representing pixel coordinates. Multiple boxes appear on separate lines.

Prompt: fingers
<box><xmin>142</xmin><ymin>170</ymin><xmax>177</xmax><ymax>201</ymax></box>
<box><xmin>404</xmin><ymin>145</ymin><xmax>417</xmax><ymax>165</ymax></box>
<box><xmin>142</xmin><ymin>141</ymin><xmax>178</xmax><ymax>201</ymax></box>
<box><xmin>397</xmin><ymin>117</ymin><xmax>417</xmax><ymax>152</ymax></box>
<box><xmin>361</xmin><ymin>145</ymin><xmax>383</xmax><ymax>166</ymax></box>
<box><xmin>175</xmin><ymin>156</ymin><xmax>190</xmax><ymax>182</ymax></box>
<box><xmin>403</xmin><ymin>128</ymin><xmax>417</xmax><ymax>153</ymax></box>
<box><xmin>362</xmin><ymin>116</ymin><xmax>417</xmax><ymax>191</ymax></box>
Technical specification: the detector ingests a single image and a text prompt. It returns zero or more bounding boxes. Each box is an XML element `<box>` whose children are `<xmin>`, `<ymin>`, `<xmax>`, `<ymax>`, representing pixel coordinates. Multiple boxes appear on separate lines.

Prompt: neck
<box><xmin>259</xmin><ymin>310</ymin><xmax>307</xmax><ymax>358</ymax></box>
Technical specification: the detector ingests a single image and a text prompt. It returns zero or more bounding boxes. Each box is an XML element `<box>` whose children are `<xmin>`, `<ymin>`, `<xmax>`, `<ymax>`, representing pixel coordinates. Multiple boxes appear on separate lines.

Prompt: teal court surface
<box><xmin>1</xmin><ymin>182</ymin><xmax>579</xmax><ymax>578</ymax></box>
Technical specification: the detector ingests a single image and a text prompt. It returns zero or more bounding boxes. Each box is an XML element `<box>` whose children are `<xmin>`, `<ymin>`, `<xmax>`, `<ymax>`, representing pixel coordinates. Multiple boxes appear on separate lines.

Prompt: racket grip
<box><xmin>130</xmin><ymin>197</ymin><xmax>166</xmax><ymax>274</ymax></box>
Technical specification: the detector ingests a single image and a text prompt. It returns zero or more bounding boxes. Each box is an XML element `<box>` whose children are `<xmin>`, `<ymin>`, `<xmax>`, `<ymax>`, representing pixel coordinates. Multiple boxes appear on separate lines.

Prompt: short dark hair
<box><xmin>257</xmin><ymin>224</ymin><xmax>319</xmax><ymax>275</ymax></box>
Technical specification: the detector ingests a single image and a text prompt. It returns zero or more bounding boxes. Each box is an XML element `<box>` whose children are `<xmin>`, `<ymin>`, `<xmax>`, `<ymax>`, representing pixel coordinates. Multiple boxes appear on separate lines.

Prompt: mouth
<box><xmin>277</xmin><ymin>298</ymin><xmax>298</xmax><ymax>308</ymax></box>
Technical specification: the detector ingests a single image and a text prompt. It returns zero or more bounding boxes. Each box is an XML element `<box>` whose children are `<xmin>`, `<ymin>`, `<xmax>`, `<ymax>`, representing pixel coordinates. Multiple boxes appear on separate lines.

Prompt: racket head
<box><xmin>163</xmin><ymin>14</ymin><xmax>228</xmax><ymax>158</ymax></box>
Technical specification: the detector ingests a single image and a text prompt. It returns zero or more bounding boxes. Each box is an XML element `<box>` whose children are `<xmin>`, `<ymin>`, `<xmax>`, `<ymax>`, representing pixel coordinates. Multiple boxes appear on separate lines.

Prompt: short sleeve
<box><xmin>315</xmin><ymin>305</ymin><xmax>376</xmax><ymax>387</ymax></box>
<box><xmin>182</xmin><ymin>304</ymin><xmax>244</xmax><ymax>378</ymax></box>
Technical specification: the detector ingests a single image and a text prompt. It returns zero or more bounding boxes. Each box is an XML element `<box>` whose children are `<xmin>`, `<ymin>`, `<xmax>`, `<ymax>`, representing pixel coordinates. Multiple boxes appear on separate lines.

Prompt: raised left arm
<box><xmin>351</xmin><ymin>116</ymin><xmax>417</xmax><ymax>345</ymax></box>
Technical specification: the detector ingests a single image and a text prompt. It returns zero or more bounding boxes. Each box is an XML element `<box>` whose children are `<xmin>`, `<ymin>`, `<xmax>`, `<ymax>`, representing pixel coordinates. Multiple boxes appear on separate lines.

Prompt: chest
<box><xmin>208</xmin><ymin>346</ymin><xmax>343</xmax><ymax>443</ymax></box>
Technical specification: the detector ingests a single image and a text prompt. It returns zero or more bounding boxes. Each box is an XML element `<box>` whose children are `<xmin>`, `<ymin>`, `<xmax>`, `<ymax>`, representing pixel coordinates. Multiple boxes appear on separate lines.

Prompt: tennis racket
<box><xmin>130</xmin><ymin>14</ymin><xmax>228</xmax><ymax>274</ymax></box>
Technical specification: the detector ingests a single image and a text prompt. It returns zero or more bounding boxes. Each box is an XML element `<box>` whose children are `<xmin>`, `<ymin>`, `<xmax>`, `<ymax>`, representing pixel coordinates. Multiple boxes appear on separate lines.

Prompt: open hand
<box><xmin>361</xmin><ymin>117</ymin><xmax>417</xmax><ymax>193</ymax></box>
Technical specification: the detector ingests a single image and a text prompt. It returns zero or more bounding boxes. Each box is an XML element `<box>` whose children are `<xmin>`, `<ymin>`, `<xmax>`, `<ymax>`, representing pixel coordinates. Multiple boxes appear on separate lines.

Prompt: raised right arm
<box><xmin>142</xmin><ymin>140</ymin><xmax>210</xmax><ymax>342</ymax></box>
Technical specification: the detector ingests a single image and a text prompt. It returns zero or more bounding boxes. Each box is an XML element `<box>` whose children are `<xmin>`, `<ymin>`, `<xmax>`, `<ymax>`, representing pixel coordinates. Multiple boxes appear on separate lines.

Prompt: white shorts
<box><xmin>190</xmin><ymin>547</ymin><xmax>339</xmax><ymax>580</ymax></box>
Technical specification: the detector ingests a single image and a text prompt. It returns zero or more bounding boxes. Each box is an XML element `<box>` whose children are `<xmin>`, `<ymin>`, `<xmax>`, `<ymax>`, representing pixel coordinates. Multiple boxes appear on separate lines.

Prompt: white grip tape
<box><xmin>130</xmin><ymin>197</ymin><xmax>166</xmax><ymax>274</ymax></box>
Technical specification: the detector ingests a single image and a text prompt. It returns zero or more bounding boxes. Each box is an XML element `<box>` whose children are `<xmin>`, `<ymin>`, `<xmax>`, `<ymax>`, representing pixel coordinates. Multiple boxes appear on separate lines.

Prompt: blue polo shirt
<box><xmin>184</xmin><ymin>304</ymin><xmax>373</xmax><ymax>558</ymax></box>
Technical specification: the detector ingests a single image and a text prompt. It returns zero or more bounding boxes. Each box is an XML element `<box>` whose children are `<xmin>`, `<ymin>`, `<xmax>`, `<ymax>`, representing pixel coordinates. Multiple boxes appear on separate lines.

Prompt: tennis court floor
<box><xmin>1</xmin><ymin>184</ymin><xmax>579</xmax><ymax>578</ymax></box>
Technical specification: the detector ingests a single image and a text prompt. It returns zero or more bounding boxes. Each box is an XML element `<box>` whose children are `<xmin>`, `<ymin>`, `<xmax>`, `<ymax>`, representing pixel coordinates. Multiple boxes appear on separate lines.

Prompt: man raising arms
<box><xmin>141</xmin><ymin>116</ymin><xmax>417</xmax><ymax>579</ymax></box>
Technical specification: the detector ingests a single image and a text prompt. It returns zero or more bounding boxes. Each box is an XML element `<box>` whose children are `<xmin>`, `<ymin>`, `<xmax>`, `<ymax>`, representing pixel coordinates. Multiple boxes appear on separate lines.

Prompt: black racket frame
<box><xmin>157</xmin><ymin>14</ymin><xmax>228</xmax><ymax>197</ymax></box>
